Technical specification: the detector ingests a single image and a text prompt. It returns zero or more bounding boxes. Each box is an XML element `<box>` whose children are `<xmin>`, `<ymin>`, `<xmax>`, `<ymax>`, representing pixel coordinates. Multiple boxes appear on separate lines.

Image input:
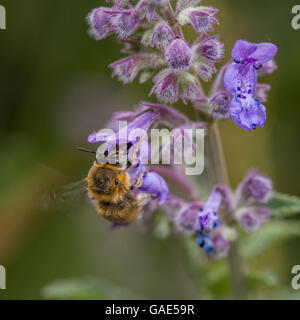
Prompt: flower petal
<box><xmin>231</xmin><ymin>40</ymin><xmax>258</xmax><ymax>62</ymax></box>
<box><xmin>250</xmin><ymin>42</ymin><xmax>278</xmax><ymax>65</ymax></box>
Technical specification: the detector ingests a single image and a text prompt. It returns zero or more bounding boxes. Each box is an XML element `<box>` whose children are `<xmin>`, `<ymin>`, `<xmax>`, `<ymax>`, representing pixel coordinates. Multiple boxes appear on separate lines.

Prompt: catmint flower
<box><xmin>109</xmin><ymin>54</ymin><xmax>155</xmax><ymax>84</ymax></box>
<box><xmin>211</xmin><ymin>231</ymin><xmax>230</xmax><ymax>259</ymax></box>
<box><xmin>176</xmin><ymin>202</ymin><xmax>203</xmax><ymax>233</ymax></box>
<box><xmin>180</xmin><ymin>72</ymin><xmax>205</xmax><ymax>104</ymax></box>
<box><xmin>236</xmin><ymin>207</ymin><xmax>270</xmax><ymax>233</ymax></box>
<box><xmin>196</xmin><ymin>233</ymin><xmax>214</xmax><ymax>252</ymax></box>
<box><xmin>151</xmin><ymin>22</ymin><xmax>175</xmax><ymax>50</ymax></box>
<box><xmin>237</xmin><ymin>169</ymin><xmax>273</xmax><ymax>204</ymax></box>
<box><xmin>150</xmin><ymin>69</ymin><xmax>179</xmax><ymax>104</ymax></box>
<box><xmin>137</xmin><ymin>171</ymin><xmax>170</xmax><ymax>205</ymax></box>
<box><xmin>193</xmin><ymin>35</ymin><xmax>224</xmax><ymax>63</ymax></box>
<box><xmin>165</xmin><ymin>38</ymin><xmax>192</xmax><ymax>71</ymax></box>
<box><xmin>224</xmin><ymin>40</ymin><xmax>277</xmax><ymax>131</ymax></box>
<box><xmin>194</xmin><ymin>61</ymin><xmax>217</xmax><ymax>82</ymax></box>
<box><xmin>87</xmin><ymin>7</ymin><xmax>114</xmax><ymax>40</ymax></box>
<box><xmin>178</xmin><ymin>7</ymin><xmax>219</xmax><ymax>35</ymax></box>
<box><xmin>199</xmin><ymin>188</ymin><xmax>222</xmax><ymax>232</ymax></box>
<box><xmin>110</xmin><ymin>9</ymin><xmax>140</xmax><ymax>38</ymax></box>
<box><xmin>209</xmin><ymin>91</ymin><xmax>231</xmax><ymax>120</ymax></box>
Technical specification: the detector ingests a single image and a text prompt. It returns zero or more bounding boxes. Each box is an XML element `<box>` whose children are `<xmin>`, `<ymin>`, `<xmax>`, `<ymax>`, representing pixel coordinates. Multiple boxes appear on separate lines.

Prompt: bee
<box><xmin>76</xmin><ymin>140</ymin><xmax>150</xmax><ymax>224</ymax></box>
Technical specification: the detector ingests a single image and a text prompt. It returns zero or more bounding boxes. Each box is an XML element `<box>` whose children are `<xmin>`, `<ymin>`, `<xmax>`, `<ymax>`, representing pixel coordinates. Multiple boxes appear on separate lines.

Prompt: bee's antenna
<box><xmin>76</xmin><ymin>147</ymin><xmax>97</xmax><ymax>154</ymax></box>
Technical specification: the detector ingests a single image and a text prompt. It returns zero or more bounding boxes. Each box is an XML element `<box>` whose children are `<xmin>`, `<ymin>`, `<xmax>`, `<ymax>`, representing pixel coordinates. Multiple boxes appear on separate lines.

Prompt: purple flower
<box><xmin>138</xmin><ymin>171</ymin><xmax>170</xmax><ymax>205</ymax></box>
<box><xmin>165</xmin><ymin>38</ymin><xmax>192</xmax><ymax>71</ymax></box>
<box><xmin>110</xmin><ymin>9</ymin><xmax>140</xmax><ymax>38</ymax></box>
<box><xmin>209</xmin><ymin>91</ymin><xmax>231</xmax><ymax>120</ymax></box>
<box><xmin>178</xmin><ymin>7</ymin><xmax>219</xmax><ymax>35</ymax></box>
<box><xmin>194</xmin><ymin>62</ymin><xmax>217</xmax><ymax>82</ymax></box>
<box><xmin>109</xmin><ymin>54</ymin><xmax>154</xmax><ymax>84</ymax></box>
<box><xmin>87</xmin><ymin>7</ymin><xmax>114</xmax><ymax>40</ymax></box>
<box><xmin>237</xmin><ymin>169</ymin><xmax>273</xmax><ymax>204</ymax></box>
<box><xmin>151</xmin><ymin>22</ymin><xmax>175</xmax><ymax>50</ymax></box>
<box><xmin>193</xmin><ymin>35</ymin><xmax>224</xmax><ymax>63</ymax></box>
<box><xmin>224</xmin><ymin>40</ymin><xmax>277</xmax><ymax>131</ymax></box>
<box><xmin>199</xmin><ymin>188</ymin><xmax>222</xmax><ymax>232</ymax></box>
<box><xmin>180</xmin><ymin>73</ymin><xmax>206</xmax><ymax>104</ymax></box>
<box><xmin>176</xmin><ymin>202</ymin><xmax>203</xmax><ymax>233</ymax></box>
<box><xmin>236</xmin><ymin>207</ymin><xmax>270</xmax><ymax>233</ymax></box>
<box><xmin>150</xmin><ymin>69</ymin><xmax>179</xmax><ymax>104</ymax></box>
<box><xmin>211</xmin><ymin>231</ymin><xmax>230</xmax><ymax>259</ymax></box>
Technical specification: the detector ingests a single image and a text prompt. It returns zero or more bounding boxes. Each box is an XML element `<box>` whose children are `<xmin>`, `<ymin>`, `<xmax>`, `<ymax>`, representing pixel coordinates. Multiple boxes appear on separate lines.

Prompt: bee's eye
<box><xmin>115</xmin><ymin>179</ymin><xmax>120</xmax><ymax>186</ymax></box>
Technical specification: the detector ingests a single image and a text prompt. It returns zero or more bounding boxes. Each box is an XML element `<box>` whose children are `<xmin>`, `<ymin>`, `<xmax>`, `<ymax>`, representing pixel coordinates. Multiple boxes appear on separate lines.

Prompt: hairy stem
<box><xmin>207</xmin><ymin>122</ymin><xmax>246</xmax><ymax>299</ymax></box>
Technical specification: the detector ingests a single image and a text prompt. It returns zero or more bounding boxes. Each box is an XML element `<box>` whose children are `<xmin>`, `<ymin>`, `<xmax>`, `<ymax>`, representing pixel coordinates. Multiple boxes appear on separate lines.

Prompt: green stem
<box><xmin>207</xmin><ymin>122</ymin><xmax>246</xmax><ymax>299</ymax></box>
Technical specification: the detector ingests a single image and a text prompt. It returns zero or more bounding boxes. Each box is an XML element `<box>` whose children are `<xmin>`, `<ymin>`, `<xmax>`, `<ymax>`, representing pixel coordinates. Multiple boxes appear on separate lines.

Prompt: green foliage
<box><xmin>41</xmin><ymin>278</ymin><xmax>142</xmax><ymax>300</ymax></box>
<box><xmin>265</xmin><ymin>192</ymin><xmax>300</xmax><ymax>219</ymax></box>
<box><xmin>243</xmin><ymin>221</ymin><xmax>300</xmax><ymax>262</ymax></box>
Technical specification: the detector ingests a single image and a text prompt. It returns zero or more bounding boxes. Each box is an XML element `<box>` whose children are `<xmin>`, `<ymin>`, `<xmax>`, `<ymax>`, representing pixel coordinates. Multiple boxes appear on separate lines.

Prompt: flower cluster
<box><xmin>87</xmin><ymin>0</ymin><xmax>223</xmax><ymax>106</ymax></box>
<box><xmin>85</xmin><ymin>1</ymin><xmax>278</xmax><ymax>260</ymax></box>
<box><xmin>87</xmin><ymin>1</ymin><xmax>277</xmax><ymax>131</ymax></box>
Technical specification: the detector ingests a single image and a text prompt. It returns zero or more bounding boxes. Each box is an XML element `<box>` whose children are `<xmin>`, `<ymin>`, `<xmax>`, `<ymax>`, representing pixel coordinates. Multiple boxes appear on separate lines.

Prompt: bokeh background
<box><xmin>0</xmin><ymin>0</ymin><xmax>299</xmax><ymax>299</ymax></box>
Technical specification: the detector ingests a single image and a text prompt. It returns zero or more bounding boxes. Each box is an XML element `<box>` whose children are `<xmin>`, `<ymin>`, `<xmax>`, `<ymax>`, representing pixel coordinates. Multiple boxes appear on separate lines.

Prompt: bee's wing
<box><xmin>40</xmin><ymin>179</ymin><xmax>88</xmax><ymax>210</ymax></box>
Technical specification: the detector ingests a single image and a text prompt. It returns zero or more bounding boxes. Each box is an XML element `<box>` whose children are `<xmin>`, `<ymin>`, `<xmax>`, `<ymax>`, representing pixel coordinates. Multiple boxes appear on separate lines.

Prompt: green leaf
<box><xmin>265</xmin><ymin>192</ymin><xmax>300</xmax><ymax>219</ymax></box>
<box><xmin>243</xmin><ymin>221</ymin><xmax>300</xmax><ymax>261</ymax></box>
<box><xmin>41</xmin><ymin>277</ymin><xmax>142</xmax><ymax>300</ymax></box>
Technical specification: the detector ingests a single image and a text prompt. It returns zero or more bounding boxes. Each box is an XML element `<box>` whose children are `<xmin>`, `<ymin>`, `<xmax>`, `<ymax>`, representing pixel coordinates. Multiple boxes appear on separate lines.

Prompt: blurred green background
<box><xmin>0</xmin><ymin>0</ymin><xmax>299</xmax><ymax>299</ymax></box>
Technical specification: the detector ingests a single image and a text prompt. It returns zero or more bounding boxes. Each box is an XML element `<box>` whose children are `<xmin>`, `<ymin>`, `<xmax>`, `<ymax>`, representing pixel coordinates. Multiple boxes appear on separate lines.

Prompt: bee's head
<box><xmin>90</xmin><ymin>165</ymin><xmax>129</xmax><ymax>196</ymax></box>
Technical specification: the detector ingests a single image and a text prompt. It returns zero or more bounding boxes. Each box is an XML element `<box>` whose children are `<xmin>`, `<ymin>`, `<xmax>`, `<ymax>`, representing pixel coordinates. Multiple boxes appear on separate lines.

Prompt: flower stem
<box><xmin>207</xmin><ymin>122</ymin><xmax>246</xmax><ymax>299</ymax></box>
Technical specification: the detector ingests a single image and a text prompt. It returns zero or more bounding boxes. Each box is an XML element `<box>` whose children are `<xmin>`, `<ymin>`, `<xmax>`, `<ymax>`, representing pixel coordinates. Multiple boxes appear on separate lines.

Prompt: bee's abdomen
<box><xmin>96</xmin><ymin>192</ymin><xmax>142</xmax><ymax>223</ymax></box>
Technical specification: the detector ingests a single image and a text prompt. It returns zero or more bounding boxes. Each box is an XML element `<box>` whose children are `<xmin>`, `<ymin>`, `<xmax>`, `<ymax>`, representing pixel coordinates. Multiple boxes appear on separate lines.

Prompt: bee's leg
<box><xmin>127</xmin><ymin>137</ymin><xmax>142</xmax><ymax>167</ymax></box>
<box><xmin>130</xmin><ymin>172</ymin><xmax>144</xmax><ymax>190</ymax></box>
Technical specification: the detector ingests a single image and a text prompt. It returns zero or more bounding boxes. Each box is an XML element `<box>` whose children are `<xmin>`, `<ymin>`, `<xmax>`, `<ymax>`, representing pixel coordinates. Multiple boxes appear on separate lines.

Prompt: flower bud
<box><xmin>110</xmin><ymin>9</ymin><xmax>140</xmax><ymax>38</ymax></box>
<box><xmin>236</xmin><ymin>207</ymin><xmax>270</xmax><ymax>233</ymax></box>
<box><xmin>151</xmin><ymin>22</ymin><xmax>175</xmax><ymax>50</ymax></box>
<box><xmin>87</xmin><ymin>7</ymin><xmax>113</xmax><ymax>40</ymax></box>
<box><xmin>239</xmin><ymin>169</ymin><xmax>273</xmax><ymax>204</ymax></box>
<box><xmin>150</xmin><ymin>69</ymin><xmax>179</xmax><ymax>104</ymax></box>
<box><xmin>209</xmin><ymin>91</ymin><xmax>231</xmax><ymax>120</ymax></box>
<box><xmin>165</xmin><ymin>38</ymin><xmax>192</xmax><ymax>71</ymax></box>
<box><xmin>193</xmin><ymin>35</ymin><xmax>224</xmax><ymax>63</ymax></box>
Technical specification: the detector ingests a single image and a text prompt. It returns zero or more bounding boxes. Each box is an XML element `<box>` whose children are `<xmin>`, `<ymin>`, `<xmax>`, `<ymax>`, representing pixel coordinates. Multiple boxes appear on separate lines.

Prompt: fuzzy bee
<box><xmin>76</xmin><ymin>140</ymin><xmax>151</xmax><ymax>224</ymax></box>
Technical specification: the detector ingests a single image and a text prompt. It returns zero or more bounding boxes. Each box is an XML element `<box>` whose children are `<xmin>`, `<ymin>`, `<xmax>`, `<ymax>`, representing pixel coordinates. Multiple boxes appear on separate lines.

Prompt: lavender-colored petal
<box><xmin>165</xmin><ymin>38</ymin><xmax>192</xmax><ymax>71</ymax></box>
<box><xmin>230</xmin><ymin>95</ymin><xmax>266</xmax><ymax>131</ymax></box>
<box><xmin>150</xmin><ymin>69</ymin><xmax>179</xmax><ymax>104</ymax></box>
<box><xmin>151</xmin><ymin>22</ymin><xmax>175</xmax><ymax>50</ymax></box>
<box><xmin>138</xmin><ymin>171</ymin><xmax>170</xmax><ymax>205</ymax></box>
<box><xmin>211</xmin><ymin>232</ymin><xmax>230</xmax><ymax>259</ymax></box>
<box><xmin>231</xmin><ymin>40</ymin><xmax>258</xmax><ymax>62</ymax></box>
<box><xmin>193</xmin><ymin>35</ymin><xmax>224</xmax><ymax>63</ymax></box>
<box><xmin>250</xmin><ymin>42</ymin><xmax>278</xmax><ymax>65</ymax></box>
<box><xmin>237</xmin><ymin>169</ymin><xmax>273</xmax><ymax>204</ymax></box>
<box><xmin>210</xmin><ymin>91</ymin><xmax>231</xmax><ymax>120</ymax></box>
<box><xmin>224</xmin><ymin>63</ymin><xmax>257</xmax><ymax>96</ymax></box>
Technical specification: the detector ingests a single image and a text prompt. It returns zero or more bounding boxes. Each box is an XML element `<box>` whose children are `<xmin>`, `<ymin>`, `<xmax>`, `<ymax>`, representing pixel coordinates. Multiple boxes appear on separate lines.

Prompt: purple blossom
<box><xmin>109</xmin><ymin>54</ymin><xmax>155</xmax><ymax>84</ymax></box>
<box><xmin>237</xmin><ymin>169</ymin><xmax>273</xmax><ymax>204</ymax></box>
<box><xmin>211</xmin><ymin>231</ymin><xmax>230</xmax><ymax>259</ymax></box>
<box><xmin>165</xmin><ymin>38</ymin><xmax>192</xmax><ymax>71</ymax></box>
<box><xmin>193</xmin><ymin>35</ymin><xmax>224</xmax><ymax>63</ymax></box>
<box><xmin>137</xmin><ymin>171</ymin><xmax>170</xmax><ymax>205</ymax></box>
<box><xmin>151</xmin><ymin>22</ymin><xmax>175</xmax><ymax>50</ymax></box>
<box><xmin>178</xmin><ymin>7</ymin><xmax>219</xmax><ymax>35</ymax></box>
<box><xmin>87</xmin><ymin>7</ymin><xmax>114</xmax><ymax>40</ymax></box>
<box><xmin>224</xmin><ymin>40</ymin><xmax>277</xmax><ymax>131</ymax></box>
<box><xmin>236</xmin><ymin>207</ymin><xmax>270</xmax><ymax>233</ymax></box>
<box><xmin>199</xmin><ymin>188</ymin><xmax>222</xmax><ymax>232</ymax></box>
<box><xmin>209</xmin><ymin>91</ymin><xmax>231</xmax><ymax>120</ymax></box>
<box><xmin>180</xmin><ymin>73</ymin><xmax>205</xmax><ymax>104</ymax></box>
<box><xmin>176</xmin><ymin>202</ymin><xmax>203</xmax><ymax>233</ymax></box>
<box><xmin>110</xmin><ymin>9</ymin><xmax>140</xmax><ymax>38</ymax></box>
<box><xmin>150</xmin><ymin>69</ymin><xmax>179</xmax><ymax>104</ymax></box>
<box><xmin>194</xmin><ymin>62</ymin><xmax>217</xmax><ymax>82</ymax></box>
